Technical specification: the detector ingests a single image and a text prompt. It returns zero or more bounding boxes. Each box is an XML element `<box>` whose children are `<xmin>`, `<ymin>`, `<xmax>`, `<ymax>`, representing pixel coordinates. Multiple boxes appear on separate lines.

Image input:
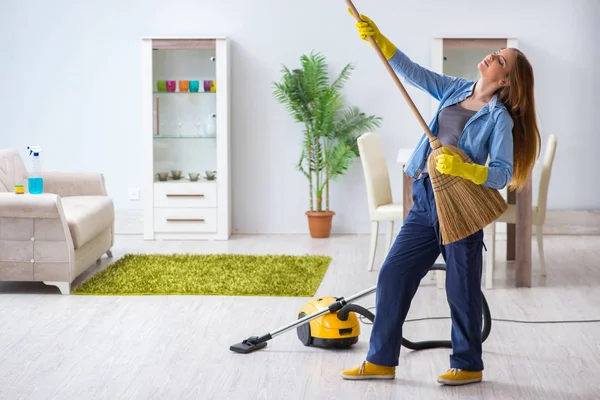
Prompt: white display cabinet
<box><xmin>141</xmin><ymin>37</ymin><xmax>231</xmax><ymax>240</ymax></box>
<box><xmin>429</xmin><ymin>37</ymin><xmax>519</xmax><ymax>119</ymax></box>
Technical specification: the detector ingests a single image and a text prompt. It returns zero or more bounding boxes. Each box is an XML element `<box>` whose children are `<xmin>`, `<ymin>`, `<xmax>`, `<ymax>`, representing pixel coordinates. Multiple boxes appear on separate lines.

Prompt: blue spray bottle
<box><xmin>27</xmin><ymin>146</ymin><xmax>44</xmax><ymax>194</ymax></box>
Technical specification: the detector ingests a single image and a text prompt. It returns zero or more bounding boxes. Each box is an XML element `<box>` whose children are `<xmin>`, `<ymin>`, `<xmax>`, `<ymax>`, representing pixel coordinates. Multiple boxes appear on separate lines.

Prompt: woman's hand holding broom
<box><xmin>435</xmin><ymin>148</ymin><xmax>489</xmax><ymax>185</ymax></box>
<box><xmin>349</xmin><ymin>10</ymin><xmax>397</xmax><ymax>60</ymax></box>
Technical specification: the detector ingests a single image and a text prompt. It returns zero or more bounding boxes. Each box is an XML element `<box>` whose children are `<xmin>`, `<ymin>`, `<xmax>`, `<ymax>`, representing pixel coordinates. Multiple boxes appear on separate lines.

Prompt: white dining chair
<box><xmin>484</xmin><ymin>134</ymin><xmax>558</xmax><ymax>289</ymax></box>
<box><xmin>357</xmin><ymin>132</ymin><xmax>404</xmax><ymax>271</ymax></box>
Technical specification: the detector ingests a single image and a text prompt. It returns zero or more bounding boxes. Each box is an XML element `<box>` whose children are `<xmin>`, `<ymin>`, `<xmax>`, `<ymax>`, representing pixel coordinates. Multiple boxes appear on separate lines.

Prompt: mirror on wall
<box><xmin>442</xmin><ymin>39</ymin><xmax>507</xmax><ymax>81</ymax></box>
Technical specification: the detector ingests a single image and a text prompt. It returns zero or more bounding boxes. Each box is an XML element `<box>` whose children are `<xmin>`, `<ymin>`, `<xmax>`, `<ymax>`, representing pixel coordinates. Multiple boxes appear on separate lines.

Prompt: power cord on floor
<box><xmin>357</xmin><ymin>307</ymin><xmax>600</xmax><ymax>325</ymax></box>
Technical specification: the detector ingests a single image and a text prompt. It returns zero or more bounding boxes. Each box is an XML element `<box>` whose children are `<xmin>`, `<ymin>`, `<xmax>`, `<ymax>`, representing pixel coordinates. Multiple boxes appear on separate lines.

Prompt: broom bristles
<box><xmin>427</xmin><ymin>144</ymin><xmax>508</xmax><ymax>245</ymax></box>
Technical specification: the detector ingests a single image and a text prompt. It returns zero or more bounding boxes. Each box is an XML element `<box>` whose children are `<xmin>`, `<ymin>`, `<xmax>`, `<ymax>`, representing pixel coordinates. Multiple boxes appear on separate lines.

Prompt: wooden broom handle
<box><xmin>345</xmin><ymin>0</ymin><xmax>435</xmax><ymax>142</ymax></box>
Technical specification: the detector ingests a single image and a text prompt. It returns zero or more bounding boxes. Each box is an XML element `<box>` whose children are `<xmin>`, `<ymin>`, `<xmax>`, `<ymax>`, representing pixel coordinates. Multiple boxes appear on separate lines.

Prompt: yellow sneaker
<box><xmin>340</xmin><ymin>361</ymin><xmax>395</xmax><ymax>380</ymax></box>
<box><xmin>437</xmin><ymin>368</ymin><xmax>482</xmax><ymax>385</ymax></box>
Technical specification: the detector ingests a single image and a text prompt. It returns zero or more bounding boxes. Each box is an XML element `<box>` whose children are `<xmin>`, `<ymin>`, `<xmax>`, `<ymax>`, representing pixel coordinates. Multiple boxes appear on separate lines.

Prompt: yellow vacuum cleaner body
<box><xmin>296</xmin><ymin>296</ymin><xmax>360</xmax><ymax>348</ymax></box>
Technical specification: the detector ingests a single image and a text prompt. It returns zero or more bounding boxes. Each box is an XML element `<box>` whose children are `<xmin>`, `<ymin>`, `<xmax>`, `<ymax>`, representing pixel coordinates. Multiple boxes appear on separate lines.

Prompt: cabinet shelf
<box><xmin>153</xmin><ymin>179</ymin><xmax>217</xmax><ymax>184</ymax></box>
<box><xmin>153</xmin><ymin>136</ymin><xmax>216</xmax><ymax>139</ymax></box>
<box><xmin>153</xmin><ymin>91</ymin><xmax>215</xmax><ymax>94</ymax></box>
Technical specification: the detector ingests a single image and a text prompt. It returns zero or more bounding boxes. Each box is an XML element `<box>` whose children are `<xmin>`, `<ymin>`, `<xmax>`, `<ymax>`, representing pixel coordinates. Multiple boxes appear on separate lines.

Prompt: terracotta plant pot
<box><xmin>305</xmin><ymin>211</ymin><xmax>335</xmax><ymax>238</ymax></box>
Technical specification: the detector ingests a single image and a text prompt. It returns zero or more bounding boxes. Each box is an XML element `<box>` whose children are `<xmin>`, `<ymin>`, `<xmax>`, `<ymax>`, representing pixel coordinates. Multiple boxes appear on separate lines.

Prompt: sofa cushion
<box><xmin>60</xmin><ymin>196</ymin><xmax>114</xmax><ymax>249</ymax></box>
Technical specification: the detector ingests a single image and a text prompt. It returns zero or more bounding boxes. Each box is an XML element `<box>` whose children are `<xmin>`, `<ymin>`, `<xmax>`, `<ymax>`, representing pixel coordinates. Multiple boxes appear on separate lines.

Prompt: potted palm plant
<box><xmin>273</xmin><ymin>51</ymin><xmax>383</xmax><ymax>238</ymax></box>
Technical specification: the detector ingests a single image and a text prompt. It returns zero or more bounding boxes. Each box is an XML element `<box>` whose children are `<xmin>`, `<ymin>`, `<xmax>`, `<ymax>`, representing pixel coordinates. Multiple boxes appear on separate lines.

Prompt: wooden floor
<box><xmin>1</xmin><ymin>233</ymin><xmax>600</xmax><ymax>400</ymax></box>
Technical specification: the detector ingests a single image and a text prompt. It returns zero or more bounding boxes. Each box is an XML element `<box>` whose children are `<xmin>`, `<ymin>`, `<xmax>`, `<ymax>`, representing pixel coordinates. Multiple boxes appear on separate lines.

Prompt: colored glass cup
<box><xmin>189</xmin><ymin>80</ymin><xmax>199</xmax><ymax>92</ymax></box>
<box><xmin>157</xmin><ymin>80</ymin><xmax>166</xmax><ymax>92</ymax></box>
<box><xmin>166</xmin><ymin>81</ymin><xmax>176</xmax><ymax>92</ymax></box>
<box><xmin>179</xmin><ymin>80</ymin><xmax>189</xmax><ymax>92</ymax></box>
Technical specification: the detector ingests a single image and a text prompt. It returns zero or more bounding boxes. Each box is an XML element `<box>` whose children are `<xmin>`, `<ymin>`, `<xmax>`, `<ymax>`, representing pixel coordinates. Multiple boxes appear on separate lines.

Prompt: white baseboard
<box><xmin>114</xmin><ymin>209</ymin><xmax>600</xmax><ymax>236</ymax></box>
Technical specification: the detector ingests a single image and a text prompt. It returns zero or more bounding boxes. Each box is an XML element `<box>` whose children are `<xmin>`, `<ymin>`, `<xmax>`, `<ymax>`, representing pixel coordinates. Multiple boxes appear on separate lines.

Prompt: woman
<box><xmin>341</xmin><ymin>12</ymin><xmax>541</xmax><ymax>385</ymax></box>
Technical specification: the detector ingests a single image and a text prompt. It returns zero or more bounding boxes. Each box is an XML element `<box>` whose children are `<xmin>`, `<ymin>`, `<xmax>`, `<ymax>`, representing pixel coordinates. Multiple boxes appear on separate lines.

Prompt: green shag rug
<box><xmin>72</xmin><ymin>253</ymin><xmax>332</xmax><ymax>296</ymax></box>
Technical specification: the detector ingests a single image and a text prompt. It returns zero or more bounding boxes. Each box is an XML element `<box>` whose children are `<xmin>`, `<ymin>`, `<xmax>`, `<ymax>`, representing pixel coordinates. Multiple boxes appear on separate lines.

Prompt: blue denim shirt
<box><xmin>388</xmin><ymin>49</ymin><xmax>514</xmax><ymax>189</ymax></box>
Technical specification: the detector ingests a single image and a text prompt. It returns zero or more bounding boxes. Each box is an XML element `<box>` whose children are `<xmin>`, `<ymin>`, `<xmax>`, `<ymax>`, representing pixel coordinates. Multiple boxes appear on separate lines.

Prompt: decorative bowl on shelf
<box><xmin>205</xmin><ymin>170</ymin><xmax>216</xmax><ymax>180</ymax></box>
<box><xmin>171</xmin><ymin>170</ymin><xmax>182</xmax><ymax>180</ymax></box>
<box><xmin>189</xmin><ymin>173</ymin><xmax>200</xmax><ymax>182</ymax></box>
<box><xmin>157</xmin><ymin>172</ymin><xmax>169</xmax><ymax>181</ymax></box>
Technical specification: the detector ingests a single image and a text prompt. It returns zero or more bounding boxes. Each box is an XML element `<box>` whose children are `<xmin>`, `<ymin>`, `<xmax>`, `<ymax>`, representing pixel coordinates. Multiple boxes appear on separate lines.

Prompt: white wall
<box><xmin>1</xmin><ymin>0</ymin><xmax>598</xmax><ymax>235</ymax></box>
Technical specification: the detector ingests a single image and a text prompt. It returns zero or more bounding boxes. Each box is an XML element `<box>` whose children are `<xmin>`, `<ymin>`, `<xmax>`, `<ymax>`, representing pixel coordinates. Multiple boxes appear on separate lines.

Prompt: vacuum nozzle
<box><xmin>230</xmin><ymin>334</ymin><xmax>271</xmax><ymax>354</ymax></box>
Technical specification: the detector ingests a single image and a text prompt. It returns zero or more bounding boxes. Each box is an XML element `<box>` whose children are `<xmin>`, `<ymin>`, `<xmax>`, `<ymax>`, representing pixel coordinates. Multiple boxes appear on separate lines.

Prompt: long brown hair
<box><xmin>497</xmin><ymin>48</ymin><xmax>541</xmax><ymax>191</ymax></box>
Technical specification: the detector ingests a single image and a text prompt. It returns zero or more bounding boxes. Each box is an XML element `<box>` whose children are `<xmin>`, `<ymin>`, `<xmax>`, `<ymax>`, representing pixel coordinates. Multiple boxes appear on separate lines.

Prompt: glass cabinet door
<box><xmin>151</xmin><ymin>41</ymin><xmax>218</xmax><ymax>183</ymax></box>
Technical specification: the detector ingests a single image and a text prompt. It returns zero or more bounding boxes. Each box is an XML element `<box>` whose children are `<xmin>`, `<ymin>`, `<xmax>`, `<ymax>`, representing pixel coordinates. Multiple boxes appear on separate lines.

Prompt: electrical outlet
<box><xmin>128</xmin><ymin>188</ymin><xmax>140</xmax><ymax>201</ymax></box>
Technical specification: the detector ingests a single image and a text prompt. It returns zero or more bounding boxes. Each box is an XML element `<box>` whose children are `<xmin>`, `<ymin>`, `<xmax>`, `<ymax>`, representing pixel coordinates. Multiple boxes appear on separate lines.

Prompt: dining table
<box><xmin>397</xmin><ymin>148</ymin><xmax>532</xmax><ymax>287</ymax></box>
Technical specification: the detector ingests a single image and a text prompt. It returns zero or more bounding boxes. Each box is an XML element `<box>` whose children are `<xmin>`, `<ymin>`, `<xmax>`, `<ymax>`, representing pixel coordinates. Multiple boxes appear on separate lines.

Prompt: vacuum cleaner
<box><xmin>230</xmin><ymin>264</ymin><xmax>492</xmax><ymax>354</ymax></box>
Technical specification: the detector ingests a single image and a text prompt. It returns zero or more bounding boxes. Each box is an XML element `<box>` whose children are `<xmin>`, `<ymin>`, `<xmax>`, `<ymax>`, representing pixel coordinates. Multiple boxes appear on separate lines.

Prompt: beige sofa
<box><xmin>0</xmin><ymin>148</ymin><xmax>114</xmax><ymax>294</ymax></box>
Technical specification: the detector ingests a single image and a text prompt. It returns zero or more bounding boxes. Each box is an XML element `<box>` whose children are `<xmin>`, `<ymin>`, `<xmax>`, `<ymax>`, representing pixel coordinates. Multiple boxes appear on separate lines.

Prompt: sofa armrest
<box><xmin>0</xmin><ymin>193</ymin><xmax>64</xmax><ymax>219</ymax></box>
<box><xmin>0</xmin><ymin>193</ymin><xmax>75</xmax><ymax>288</ymax></box>
<box><xmin>42</xmin><ymin>171</ymin><xmax>107</xmax><ymax>197</ymax></box>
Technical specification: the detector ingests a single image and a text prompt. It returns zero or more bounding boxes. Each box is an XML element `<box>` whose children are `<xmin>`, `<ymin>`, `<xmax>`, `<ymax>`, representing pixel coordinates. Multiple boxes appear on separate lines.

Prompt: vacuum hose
<box><xmin>337</xmin><ymin>266</ymin><xmax>492</xmax><ymax>350</ymax></box>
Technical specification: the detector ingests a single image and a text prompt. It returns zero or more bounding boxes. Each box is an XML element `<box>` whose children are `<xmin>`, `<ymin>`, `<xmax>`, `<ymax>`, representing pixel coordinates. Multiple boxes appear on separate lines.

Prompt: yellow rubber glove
<box><xmin>435</xmin><ymin>148</ymin><xmax>489</xmax><ymax>185</ymax></box>
<box><xmin>349</xmin><ymin>10</ymin><xmax>397</xmax><ymax>60</ymax></box>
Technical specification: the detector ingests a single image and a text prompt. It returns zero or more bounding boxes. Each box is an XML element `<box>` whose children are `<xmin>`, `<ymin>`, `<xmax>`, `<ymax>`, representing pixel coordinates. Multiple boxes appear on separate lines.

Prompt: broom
<box><xmin>346</xmin><ymin>0</ymin><xmax>507</xmax><ymax>244</ymax></box>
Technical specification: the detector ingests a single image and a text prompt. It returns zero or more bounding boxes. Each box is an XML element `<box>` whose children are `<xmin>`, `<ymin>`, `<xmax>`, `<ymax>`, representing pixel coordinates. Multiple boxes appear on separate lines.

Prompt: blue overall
<box><xmin>366</xmin><ymin>173</ymin><xmax>485</xmax><ymax>371</ymax></box>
